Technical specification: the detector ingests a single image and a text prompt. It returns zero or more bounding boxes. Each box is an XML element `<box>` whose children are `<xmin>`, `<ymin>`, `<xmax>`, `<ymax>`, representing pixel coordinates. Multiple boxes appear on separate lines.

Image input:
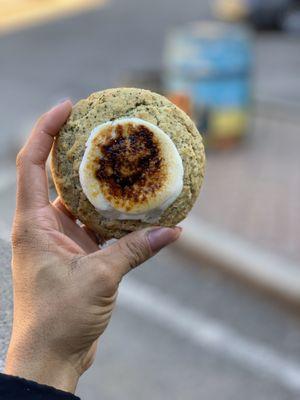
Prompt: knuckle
<box><xmin>16</xmin><ymin>149</ymin><xmax>29</xmax><ymax>169</ymax></box>
<box><xmin>11</xmin><ymin>230</ymin><xmax>22</xmax><ymax>248</ymax></box>
<box><xmin>68</xmin><ymin>255</ymin><xmax>83</xmax><ymax>272</ymax></box>
<box><xmin>118</xmin><ymin>237</ymin><xmax>148</xmax><ymax>270</ymax></box>
<box><xmin>94</xmin><ymin>265</ymin><xmax>118</xmax><ymax>294</ymax></box>
<box><xmin>11</xmin><ymin>225</ymin><xmax>33</xmax><ymax>249</ymax></box>
<box><xmin>11</xmin><ymin>214</ymin><xmax>38</xmax><ymax>250</ymax></box>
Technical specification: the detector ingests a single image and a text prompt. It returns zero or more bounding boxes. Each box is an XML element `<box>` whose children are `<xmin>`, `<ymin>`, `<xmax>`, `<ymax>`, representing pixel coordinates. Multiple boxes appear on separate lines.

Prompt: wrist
<box><xmin>4</xmin><ymin>339</ymin><xmax>79</xmax><ymax>393</ymax></box>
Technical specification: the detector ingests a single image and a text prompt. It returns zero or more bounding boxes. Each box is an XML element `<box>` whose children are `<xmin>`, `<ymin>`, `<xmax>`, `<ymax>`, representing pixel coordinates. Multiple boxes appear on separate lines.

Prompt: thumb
<box><xmin>86</xmin><ymin>227</ymin><xmax>181</xmax><ymax>283</ymax></box>
<box><xmin>105</xmin><ymin>226</ymin><xmax>181</xmax><ymax>278</ymax></box>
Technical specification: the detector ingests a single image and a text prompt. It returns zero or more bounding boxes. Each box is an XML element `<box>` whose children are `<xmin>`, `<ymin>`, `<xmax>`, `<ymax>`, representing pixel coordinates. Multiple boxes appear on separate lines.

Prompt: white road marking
<box><xmin>119</xmin><ymin>279</ymin><xmax>300</xmax><ymax>393</ymax></box>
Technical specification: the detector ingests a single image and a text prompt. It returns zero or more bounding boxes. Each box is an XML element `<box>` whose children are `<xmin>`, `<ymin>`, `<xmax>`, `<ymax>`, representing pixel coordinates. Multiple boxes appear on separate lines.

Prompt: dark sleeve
<box><xmin>0</xmin><ymin>373</ymin><xmax>81</xmax><ymax>400</ymax></box>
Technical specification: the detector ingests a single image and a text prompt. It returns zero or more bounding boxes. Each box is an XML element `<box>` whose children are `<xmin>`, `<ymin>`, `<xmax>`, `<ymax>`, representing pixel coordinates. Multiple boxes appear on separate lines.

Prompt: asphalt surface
<box><xmin>2</xmin><ymin>174</ymin><xmax>300</xmax><ymax>399</ymax></box>
<box><xmin>1</xmin><ymin>1</ymin><xmax>300</xmax><ymax>399</ymax></box>
<box><xmin>0</xmin><ymin>0</ymin><xmax>211</xmax><ymax>156</ymax></box>
<box><xmin>0</xmin><ymin>0</ymin><xmax>299</xmax><ymax>156</ymax></box>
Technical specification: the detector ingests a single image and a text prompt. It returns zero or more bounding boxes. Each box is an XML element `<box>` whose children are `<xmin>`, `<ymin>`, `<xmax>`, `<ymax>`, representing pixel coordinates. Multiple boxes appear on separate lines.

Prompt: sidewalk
<box><xmin>192</xmin><ymin>110</ymin><xmax>300</xmax><ymax>265</ymax></box>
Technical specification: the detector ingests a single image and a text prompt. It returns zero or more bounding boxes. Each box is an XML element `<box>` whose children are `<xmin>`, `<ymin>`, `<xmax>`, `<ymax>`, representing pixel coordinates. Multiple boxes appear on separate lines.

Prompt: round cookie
<box><xmin>51</xmin><ymin>88</ymin><xmax>205</xmax><ymax>239</ymax></box>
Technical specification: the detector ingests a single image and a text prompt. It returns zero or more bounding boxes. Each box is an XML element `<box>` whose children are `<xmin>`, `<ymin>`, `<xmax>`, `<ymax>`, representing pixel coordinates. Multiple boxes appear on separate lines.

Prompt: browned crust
<box><xmin>95</xmin><ymin>122</ymin><xmax>165</xmax><ymax>211</ymax></box>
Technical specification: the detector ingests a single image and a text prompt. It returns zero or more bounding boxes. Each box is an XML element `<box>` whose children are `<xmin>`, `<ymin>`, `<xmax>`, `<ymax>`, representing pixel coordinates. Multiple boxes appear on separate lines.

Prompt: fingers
<box><xmin>53</xmin><ymin>197</ymin><xmax>103</xmax><ymax>242</ymax></box>
<box><xmin>52</xmin><ymin>197</ymin><xmax>103</xmax><ymax>252</ymax></box>
<box><xmin>16</xmin><ymin>100</ymin><xmax>72</xmax><ymax>211</ymax></box>
<box><xmin>54</xmin><ymin>198</ymin><xmax>104</xmax><ymax>245</ymax></box>
<box><xmin>111</xmin><ymin>227</ymin><xmax>181</xmax><ymax>274</ymax></box>
<box><xmin>52</xmin><ymin>197</ymin><xmax>76</xmax><ymax>221</ymax></box>
<box><xmin>111</xmin><ymin>227</ymin><xmax>181</xmax><ymax>277</ymax></box>
<box><xmin>85</xmin><ymin>227</ymin><xmax>181</xmax><ymax>286</ymax></box>
<box><xmin>82</xmin><ymin>226</ymin><xmax>105</xmax><ymax>246</ymax></box>
<box><xmin>22</xmin><ymin>100</ymin><xmax>72</xmax><ymax>166</ymax></box>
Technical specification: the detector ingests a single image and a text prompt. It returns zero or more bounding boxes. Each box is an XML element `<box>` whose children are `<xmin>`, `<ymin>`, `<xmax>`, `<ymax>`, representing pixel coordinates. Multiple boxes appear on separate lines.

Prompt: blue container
<box><xmin>164</xmin><ymin>21</ymin><xmax>253</xmax><ymax>147</ymax></box>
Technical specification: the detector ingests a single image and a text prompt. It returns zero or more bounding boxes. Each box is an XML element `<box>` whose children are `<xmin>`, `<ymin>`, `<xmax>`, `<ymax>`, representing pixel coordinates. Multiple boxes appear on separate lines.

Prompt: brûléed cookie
<box><xmin>51</xmin><ymin>88</ymin><xmax>205</xmax><ymax>239</ymax></box>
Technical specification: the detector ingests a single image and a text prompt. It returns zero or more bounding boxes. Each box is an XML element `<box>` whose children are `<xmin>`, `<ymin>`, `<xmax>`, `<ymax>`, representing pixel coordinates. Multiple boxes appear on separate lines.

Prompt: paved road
<box><xmin>2</xmin><ymin>233</ymin><xmax>300</xmax><ymax>400</ymax></box>
<box><xmin>1</xmin><ymin>1</ymin><xmax>300</xmax><ymax>399</ymax></box>
<box><xmin>0</xmin><ymin>0</ymin><xmax>211</xmax><ymax>156</ymax></box>
<box><xmin>0</xmin><ymin>0</ymin><xmax>299</xmax><ymax>156</ymax></box>
<box><xmin>193</xmin><ymin>113</ymin><xmax>300</xmax><ymax>264</ymax></box>
<box><xmin>1</xmin><ymin>0</ymin><xmax>300</xmax><ymax>265</ymax></box>
<box><xmin>1</xmin><ymin>171</ymin><xmax>300</xmax><ymax>399</ymax></box>
<box><xmin>2</xmin><ymin>167</ymin><xmax>300</xmax><ymax>399</ymax></box>
<box><xmin>77</xmin><ymin>251</ymin><xmax>300</xmax><ymax>400</ymax></box>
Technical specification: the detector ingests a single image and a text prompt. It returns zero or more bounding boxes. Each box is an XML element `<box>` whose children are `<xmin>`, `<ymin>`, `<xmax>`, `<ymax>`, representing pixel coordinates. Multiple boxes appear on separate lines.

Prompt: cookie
<box><xmin>51</xmin><ymin>88</ymin><xmax>205</xmax><ymax>239</ymax></box>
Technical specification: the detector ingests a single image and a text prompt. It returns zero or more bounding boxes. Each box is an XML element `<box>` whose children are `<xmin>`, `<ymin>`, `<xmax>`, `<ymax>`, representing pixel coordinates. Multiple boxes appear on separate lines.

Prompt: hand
<box><xmin>4</xmin><ymin>100</ymin><xmax>181</xmax><ymax>393</ymax></box>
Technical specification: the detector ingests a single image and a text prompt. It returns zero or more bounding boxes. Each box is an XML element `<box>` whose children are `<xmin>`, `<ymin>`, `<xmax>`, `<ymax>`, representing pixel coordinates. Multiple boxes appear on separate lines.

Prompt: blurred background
<box><xmin>1</xmin><ymin>0</ymin><xmax>300</xmax><ymax>399</ymax></box>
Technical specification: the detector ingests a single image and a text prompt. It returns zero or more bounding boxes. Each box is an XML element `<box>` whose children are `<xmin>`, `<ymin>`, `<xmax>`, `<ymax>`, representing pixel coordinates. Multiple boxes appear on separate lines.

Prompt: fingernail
<box><xmin>147</xmin><ymin>227</ymin><xmax>181</xmax><ymax>253</ymax></box>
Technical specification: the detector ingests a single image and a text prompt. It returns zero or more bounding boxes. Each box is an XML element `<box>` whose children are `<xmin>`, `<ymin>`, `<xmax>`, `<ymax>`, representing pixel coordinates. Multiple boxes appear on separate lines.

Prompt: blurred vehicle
<box><xmin>213</xmin><ymin>0</ymin><xmax>300</xmax><ymax>31</ymax></box>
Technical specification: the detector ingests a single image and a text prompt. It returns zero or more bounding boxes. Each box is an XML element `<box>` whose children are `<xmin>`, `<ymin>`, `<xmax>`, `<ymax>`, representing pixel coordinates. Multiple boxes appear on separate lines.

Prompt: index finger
<box><xmin>16</xmin><ymin>100</ymin><xmax>72</xmax><ymax>212</ymax></box>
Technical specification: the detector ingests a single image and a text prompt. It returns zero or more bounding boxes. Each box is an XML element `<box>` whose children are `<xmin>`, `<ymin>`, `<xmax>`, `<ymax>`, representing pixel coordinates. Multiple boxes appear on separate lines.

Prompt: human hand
<box><xmin>4</xmin><ymin>100</ymin><xmax>181</xmax><ymax>393</ymax></box>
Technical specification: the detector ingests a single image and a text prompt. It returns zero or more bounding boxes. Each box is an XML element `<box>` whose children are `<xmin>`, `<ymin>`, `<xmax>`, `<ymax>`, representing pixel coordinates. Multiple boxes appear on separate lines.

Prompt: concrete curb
<box><xmin>255</xmin><ymin>97</ymin><xmax>300</xmax><ymax>124</ymax></box>
<box><xmin>177</xmin><ymin>219</ymin><xmax>300</xmax><ymax>305</ymax></box>
<box><xmin>2</xmin><ymin>214</ymin><xmax>300</xmax><ymax>310</ymax></box>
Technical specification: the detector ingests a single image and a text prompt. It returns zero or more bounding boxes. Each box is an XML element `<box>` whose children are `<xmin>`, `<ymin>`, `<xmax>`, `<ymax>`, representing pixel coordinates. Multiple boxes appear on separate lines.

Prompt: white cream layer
<box><xmin>79</xmin><ymin>117</ymin><xmax>184</xmax><ymax>222</ymax></box>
